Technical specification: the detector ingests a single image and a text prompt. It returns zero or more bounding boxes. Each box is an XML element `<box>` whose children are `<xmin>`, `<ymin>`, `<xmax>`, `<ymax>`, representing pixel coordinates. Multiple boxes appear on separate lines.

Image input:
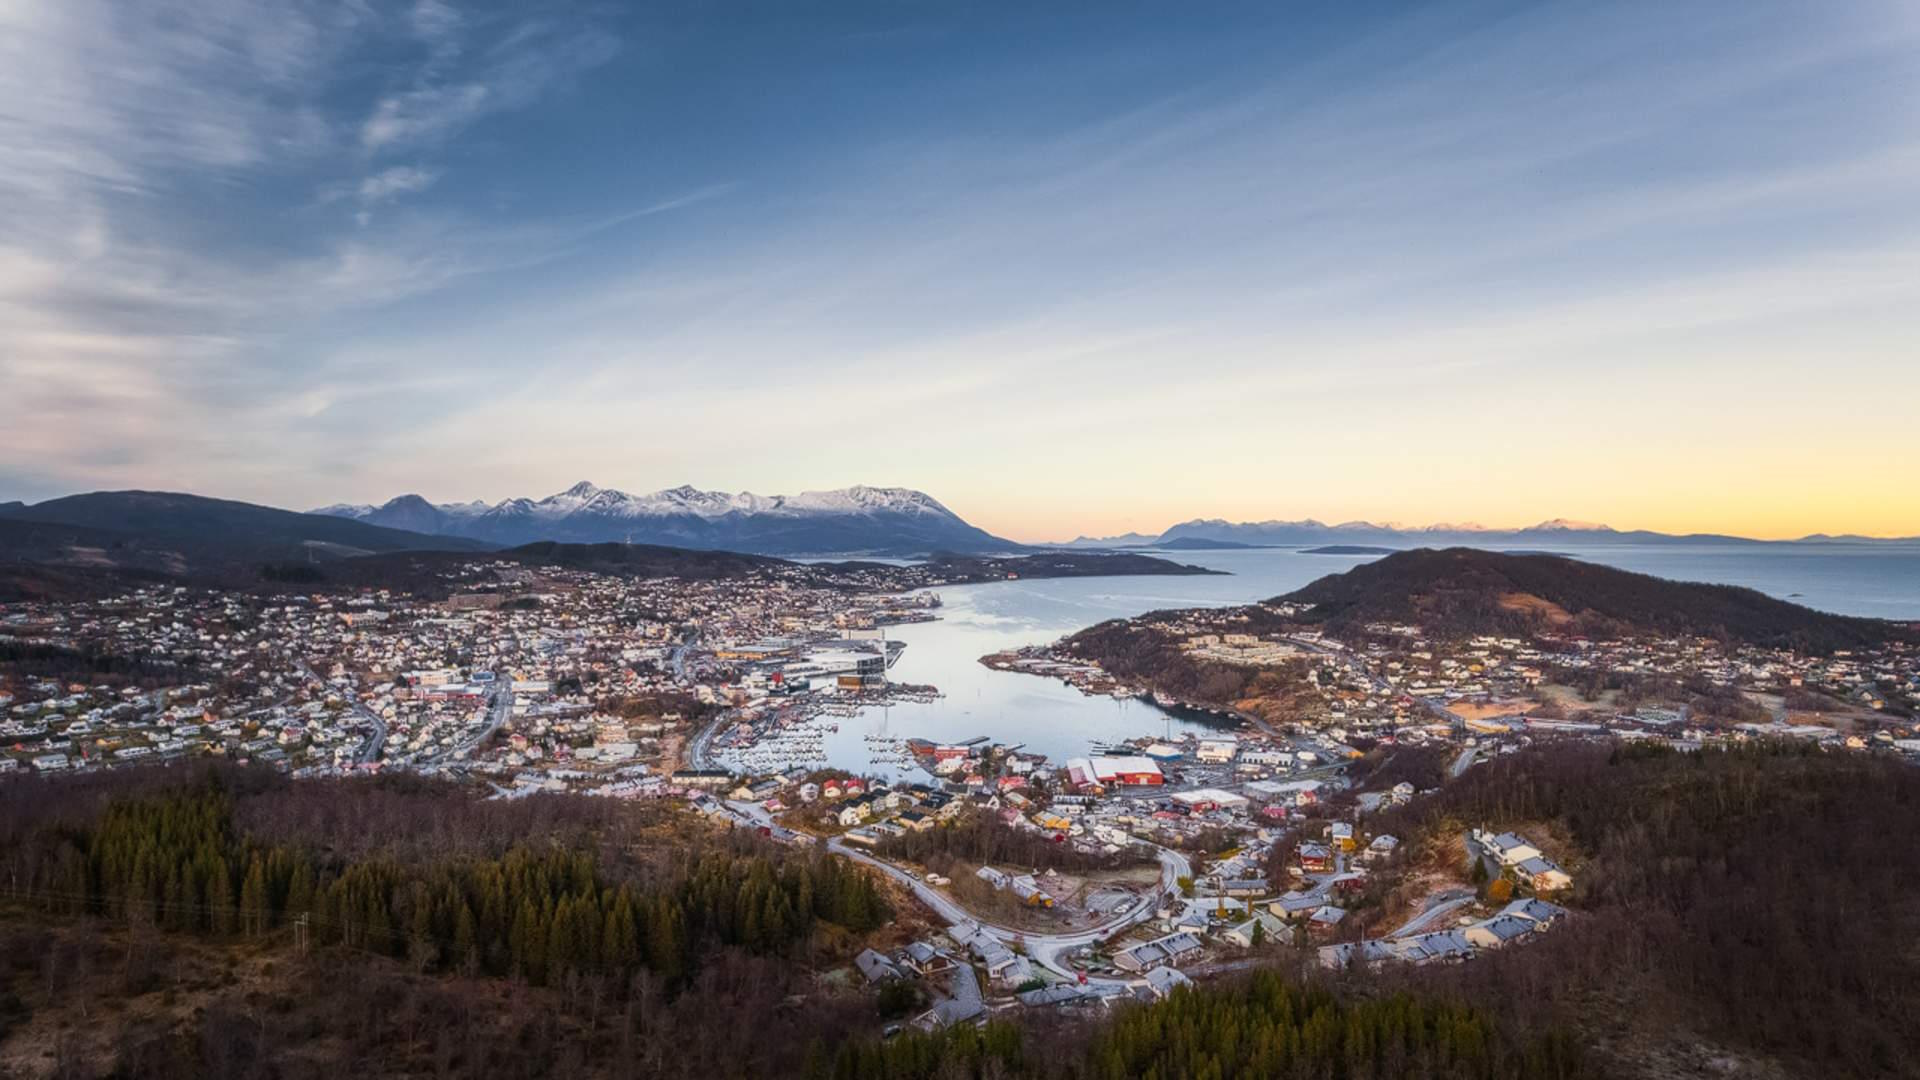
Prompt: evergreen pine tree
<box><xmin>239</xmin><ymin>856</ymin><xmax>269</xmax><ymax>937</ymax></box>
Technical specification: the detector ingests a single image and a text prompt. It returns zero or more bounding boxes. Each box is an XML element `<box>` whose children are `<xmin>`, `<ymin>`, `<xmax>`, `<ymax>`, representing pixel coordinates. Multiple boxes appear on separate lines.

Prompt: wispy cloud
<box><xmin>360</xmin><ymin>19</ymin><xmax>618</xmax><ymax>151</ymax></box>
<box><xmin>359</xmin><ymin>164</ymin><xmax>441</xmax><ymax>203</ymax></box>
<box><xmin>0</xmin><ymin>0</ymin><xmax>641</xmax><ymax>499</ymax></box>
<box><xmin>361</xmin><ymin>83</ymin><xmax>491</xmax><ymax>150</ymax></box>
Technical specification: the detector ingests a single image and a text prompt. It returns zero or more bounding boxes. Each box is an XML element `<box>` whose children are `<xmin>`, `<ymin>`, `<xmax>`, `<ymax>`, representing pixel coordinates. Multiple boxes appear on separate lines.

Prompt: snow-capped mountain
<box><xmin>1526</xmin><ymin>519</ymin><xmax>1615</xmax><ymax>533</ymax></box>
<box><xmin>313</xmin><ymin>483</ymin><xmax>1012</xmax><ymax>555</ymax></box>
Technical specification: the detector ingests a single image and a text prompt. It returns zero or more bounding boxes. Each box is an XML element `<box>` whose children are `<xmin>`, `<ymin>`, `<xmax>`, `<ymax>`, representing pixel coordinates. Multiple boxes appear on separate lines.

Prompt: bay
<box><xmin>804</xmin><ymin>543</ymin><xmax>1920</xmax><ymax>775</ymax></box>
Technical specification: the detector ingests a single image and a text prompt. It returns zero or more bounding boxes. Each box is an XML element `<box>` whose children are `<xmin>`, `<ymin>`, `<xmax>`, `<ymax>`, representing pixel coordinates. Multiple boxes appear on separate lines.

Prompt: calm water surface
<box><xmin>814</xmin><ymin>544</ymin><xmax>1920</xmax><ymax>774</ymax></box>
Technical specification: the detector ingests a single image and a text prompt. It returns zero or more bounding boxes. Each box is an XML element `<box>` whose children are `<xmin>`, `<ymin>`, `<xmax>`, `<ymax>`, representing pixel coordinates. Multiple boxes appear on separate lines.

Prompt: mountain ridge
<box><xmin>0</xmin><ymin>490</ymin><xmax>494</xmax><ymax>558</ymax></box>
<box><xmin>312</xmin><ymin>482</ymin><xmax>1014</xmax><ymax>555</ymax></box>
<box><xmin>1145</xmin><ymin>518</ymin><xmax>1918</xmax><ymax>547</ymax></box>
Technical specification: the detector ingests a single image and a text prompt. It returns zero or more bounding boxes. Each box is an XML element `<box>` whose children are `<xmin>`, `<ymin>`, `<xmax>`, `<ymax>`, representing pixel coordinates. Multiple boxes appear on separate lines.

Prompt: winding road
<box><xmin>1388</xmin><ymin>887</ymin><xmax>1474</xmax><ymax>937</ymax></box>
<box><xmin>827</xmin><ymin>834</ymin><xmax>1192</xmax><ymax>987</ymax></box>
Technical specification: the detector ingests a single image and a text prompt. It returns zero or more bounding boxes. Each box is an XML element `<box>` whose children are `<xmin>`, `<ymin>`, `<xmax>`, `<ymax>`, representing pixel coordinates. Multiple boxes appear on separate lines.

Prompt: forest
<box><xmin>806</xmin><ymin>974</ymin><xmax>1587</xmax><ymax>1080</ymax></box>
<box><xmin>1365</xmin><ymin>740</ymin><xmax>1920</xmax><ymax>1078</ymax></box>
<box><xmin>0</xmin><ymin>639</ymin><xmax>200</xmax><ymax>687</ymax></box>
<box><xmin>875</xmin><ymin>808</ymin><xmax>1155</xmax><ymax>874</ymax></box>
<box><xmin>3</xmin><ymin>746</ymin><xmax>1915</xmax><ymax>1078</ymax></box>
<box><xmin>0</xmin><ymin>765</ymin><xmax>887</xmax><ymax>997</ymax></box>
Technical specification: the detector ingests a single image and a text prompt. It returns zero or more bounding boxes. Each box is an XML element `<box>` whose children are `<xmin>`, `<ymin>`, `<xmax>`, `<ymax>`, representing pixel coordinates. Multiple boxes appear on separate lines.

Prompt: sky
<box><xmin>2</xmin><ymin>0</ymin><xmax>1917</xmax><ymax>543</ymax></box>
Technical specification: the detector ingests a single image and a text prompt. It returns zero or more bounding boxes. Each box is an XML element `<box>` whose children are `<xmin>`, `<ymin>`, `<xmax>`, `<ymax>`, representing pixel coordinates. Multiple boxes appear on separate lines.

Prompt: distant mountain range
<box><xmin>0</xmin><ymin>489</ymin><xmax>1211</xmax><ymax>601</ymax></box>
<box><xmin>1056</xmin><ymin>517</ymin><xmax>1918</xmax><ymax>549</ymax></box>
<box><xmin>312</xmin><ymin>482</ymin><xmax>1016</xmax><ymax>555</ymax></box>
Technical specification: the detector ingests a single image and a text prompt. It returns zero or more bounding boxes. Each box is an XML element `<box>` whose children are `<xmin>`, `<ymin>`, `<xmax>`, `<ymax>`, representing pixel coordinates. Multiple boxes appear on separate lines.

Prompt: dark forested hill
<box><xmin>327</xmin><ymin>544</ymin><xmax>1217</xmax><ymax>597</ymax></box>
<box><xmin>2</xmin><ymin>748</ymin><xmax>1912</xmax><ymax>1078</ymax></box>
<box><xmin>1369</xmin><ymin>741</ymin><xmax>1920</xmax><ymax>1079</ymax></box>
<box><xmin>0</xmin><ymin>518</ymin><xmax>193</xmax><ymax>601</ymax></box>
<box><xmin>1280</xmin><ymin>547</ymin><xmax>1906</xmax><ymax>652</ymax></box>
<box><xmin>0</xmin><ymin>488</ymin><xmax>495</xmax><ymax>564</ymax></box>
<box><xmin>917</xmin><ymin>550</ymin><xmax>1222</xmax><ymax>579</ymax></box>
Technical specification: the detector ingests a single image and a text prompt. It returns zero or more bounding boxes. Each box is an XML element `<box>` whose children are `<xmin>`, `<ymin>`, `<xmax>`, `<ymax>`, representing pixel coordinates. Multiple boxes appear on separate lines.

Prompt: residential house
<box><xmin>916</xmin><ymin>966</ymin><xmax>986</xmax><ymax>1031</ymax></box>
<box><xmin>1221</xmin><ymin>911</ymin><xmax>1290</xmax><ymax>948</ymax></box>
<box><xmin>854</xmin><ymin>948</ymin><xmax>904</xmax><ymax>983</ymax></box>
<box><xmin>902</xmin><ymin>941</ymin><xmax>953</xmax><ymax>975</ymax></box>
<box><xmin>1018</xmin><ymin>984</ymin><xmax>1093</xmax><ymax>1009</ymax></box>
<box><xmin>1114</xmin><ymin>931</ymin><xmax>1203</xmax><ymax>973</ymax></box>
<box><xmin>1135</xmin><ymin>965</ymin><xmax>1194</xmax><ymax>1000</ymax></box>
<box><xmin>1317</xmin><ymin>938</ymin><xmax>1398</xmax><ymax>970</ymax></box>
<box><xmin>1010</xmin><ymin>875</ymin><xmax>1055</xmax><ymax>907</ymax></box>
<box><xmin>1270</xmin><ymin>891</ymin><xmax>1323</xmax><ymax>920</ymax></box>
<box><xmin>1307</xmin><ymin>905</ymin><xmax>1348</xmax><ymax>938</ymax></box>
<box><xmin>1498</xmin><ymin>897</ymin><xmax>1569</xmax><ymax>927</ymax></box>
<box><xmin>1365</xmin><ymin>834</ymin><xmax>1400</xmax><ymax>862</ymax></box>
<box><xmin>1463</xmin><ymin>914</ymin><xmax>1537</xmax><ymax>949</ymax></box>
<box><xmin>1515</xmin><ymin>855</ymin><xmax>1572</xmax><ymax>892</ymax></box>
<box><xmin>1389</xmin><ymin>928</ymin><xmax>1475</xmax><ymax>965</ymax></box>
<box><xmin>1481</xmin><ymin>830</ymin><xmax>1542</xmax><ymax>866</ymax></box>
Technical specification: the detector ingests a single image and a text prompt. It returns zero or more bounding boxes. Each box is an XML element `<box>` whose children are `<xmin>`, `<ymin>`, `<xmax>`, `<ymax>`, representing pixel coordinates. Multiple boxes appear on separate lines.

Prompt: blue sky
<box><xmin>2</xmin><ymin>0</ymin><xmax>1916</xmax><ymax>540</ymax></box>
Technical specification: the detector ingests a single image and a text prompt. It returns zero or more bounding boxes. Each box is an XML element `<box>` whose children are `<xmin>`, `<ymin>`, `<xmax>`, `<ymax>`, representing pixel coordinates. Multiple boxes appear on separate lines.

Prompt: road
<box><xmin>350</xmin><ymin>698</ymin><xmax>388</xmax><ymax>763</ymax></box>
<box><xmin>686</xmin><ymin>703</ymin><xmax>740</xmax><ymax>773</ymax></box>
<box><xmin>708</xmin><ymin>781</ymin><xmax>1205</xmax><ymax>987</ymax></box>
<box><xmin>297</xmin><ymin>660</ymin><xmax>388</xmax><ymax>765</ymax></box>
<box><xmin>722</xmin><ymin>799</ymin><xmax>803</xmax><ymax>843</ymax></box>
<box><xmin>669</xmin><ymin>629</ymin><xmax>698</xmax><ymax>683</ymax></box>
<box><xmin>1388</xmin><ymin>887</ymin><xmax>1474</xmax><ymax>937</ymax></box>
<box><xmin>677</xmin><ymin>631</ymin><xmax>748</xmax><ymax>776</ymax></box>
<box><xmin>827</xmin><ymin>834</ymin><xmax>1192</xmax><ymax>987</ymax></box>
<box><xmin>423</xmin><ymin>678</ymin><xmax>512</xmax><ymax>767</ymax></box>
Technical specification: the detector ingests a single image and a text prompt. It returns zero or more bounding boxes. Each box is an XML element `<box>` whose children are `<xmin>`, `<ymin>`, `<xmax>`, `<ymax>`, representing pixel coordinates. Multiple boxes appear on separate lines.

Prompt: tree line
<box><xmin>875</xmin><ymin>808</ymin><xmax>1153</xmax><ymax>874</ymax></box>
<box><xmin>1368</xmin><ymin>740</ymin><xmax>1920</xmax><ymax>1078</ymax></box>
<box><xmin>8</xmin><ymin>780</ymin><xmax>888</xmax><ymax>993</ymax></box>
<box><xmin>802</xmin><ymin>973</ymin><xmax>1587</xmax><ymax>1080</ymax></box>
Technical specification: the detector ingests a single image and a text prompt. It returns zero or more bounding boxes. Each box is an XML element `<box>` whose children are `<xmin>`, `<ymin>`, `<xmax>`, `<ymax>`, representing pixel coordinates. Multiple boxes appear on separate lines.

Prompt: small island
<box><xmin>911</xmin><ymin>551</ymin><xmax>1227</xmax><ymax>582</ymax></box>
<box><xmin>1300</xmin><ymin>544</ymin><xmax>1396</xmax><ymax>555</ymax></box>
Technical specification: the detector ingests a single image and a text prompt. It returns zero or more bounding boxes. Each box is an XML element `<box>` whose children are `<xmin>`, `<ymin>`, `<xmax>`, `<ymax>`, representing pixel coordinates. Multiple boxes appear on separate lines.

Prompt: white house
<box><xmin>1515</xmin><ymin>855</ymin><xmax>1572</xmax><ymax>892</ymax></box>
<box><xmin>1479</xmin><ymin>830</ymin><xmax>1542</xmax><ymax>866</ymax></box>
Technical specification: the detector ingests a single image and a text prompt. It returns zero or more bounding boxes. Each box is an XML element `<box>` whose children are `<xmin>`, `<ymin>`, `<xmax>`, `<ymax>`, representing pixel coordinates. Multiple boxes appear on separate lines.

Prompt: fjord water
<box><xmin>821</xmin><ymin>543</ymin><xmax>1920</xmax><ymax>774</ymax></box>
